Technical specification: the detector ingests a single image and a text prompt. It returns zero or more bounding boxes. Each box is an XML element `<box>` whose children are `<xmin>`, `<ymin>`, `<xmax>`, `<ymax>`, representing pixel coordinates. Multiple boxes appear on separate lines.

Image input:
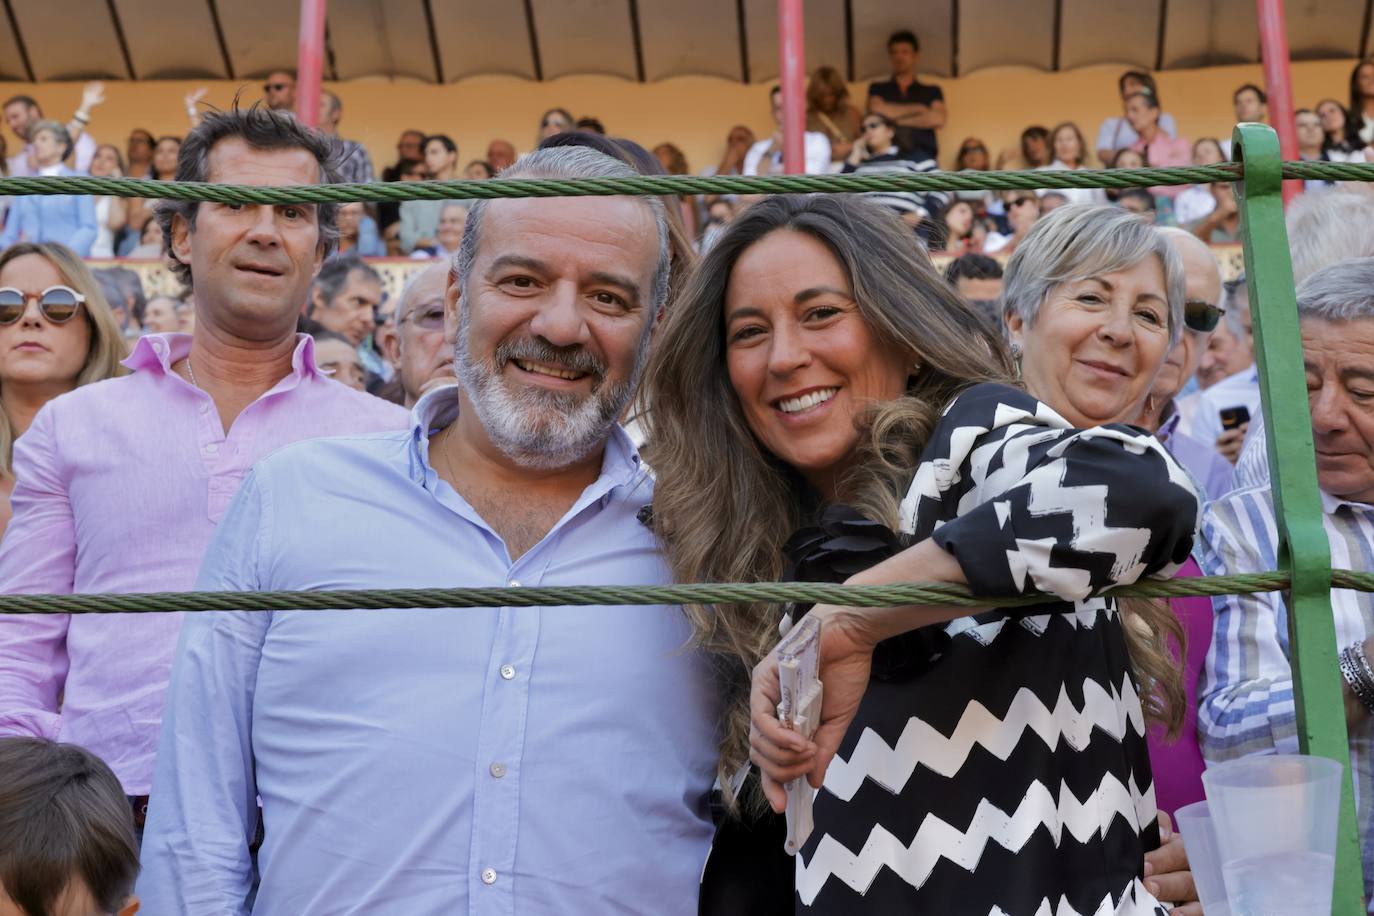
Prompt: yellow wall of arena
<box><xmin>0</xmin><ymin>58</ymin><xmax>1357</xmax><ymax>178</ymax></box>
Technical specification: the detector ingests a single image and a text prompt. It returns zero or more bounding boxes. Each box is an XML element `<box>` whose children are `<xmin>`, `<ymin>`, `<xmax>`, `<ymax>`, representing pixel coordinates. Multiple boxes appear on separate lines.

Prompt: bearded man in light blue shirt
<box><xmin>138</xmin><ymin>146</ymin><xmax>722</xmax><ymax>915</ymax></box>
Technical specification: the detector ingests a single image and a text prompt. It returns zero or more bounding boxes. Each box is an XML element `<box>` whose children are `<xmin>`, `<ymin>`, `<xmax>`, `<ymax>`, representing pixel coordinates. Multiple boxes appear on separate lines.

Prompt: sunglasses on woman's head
<box><xmin>1183</xmin><ymin>299</ymin><xmax>1225</xmax><ymax>333</ymax></box>
<box><xmin>0</xmin><ymin>286</ymin><xmax>86</xmax><ymax>326</ymax></box>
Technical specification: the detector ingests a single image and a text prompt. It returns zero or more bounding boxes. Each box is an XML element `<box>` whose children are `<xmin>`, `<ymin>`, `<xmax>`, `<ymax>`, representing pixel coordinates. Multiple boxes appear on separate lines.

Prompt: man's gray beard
<box><xmin>454</xmin><ymin>314</ymin><xmax>647</xmax><ymax>471</ymax></box>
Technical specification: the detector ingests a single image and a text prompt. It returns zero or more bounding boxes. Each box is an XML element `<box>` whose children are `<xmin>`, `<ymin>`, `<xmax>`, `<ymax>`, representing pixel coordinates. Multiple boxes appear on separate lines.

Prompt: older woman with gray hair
<box><xmin>1198</xmin><ymin>257</ymin><xmax>1374</xmax><ymax>904</ymax></box>
<box><xmin>646</xmin><ymin>197</ymin><xmax>1201</xmax><ymax>914</ymax></box>
<box><xmin>0</xmin><ymin>120</ymin><xmax>97</xmax><ymax>255</ymax></box>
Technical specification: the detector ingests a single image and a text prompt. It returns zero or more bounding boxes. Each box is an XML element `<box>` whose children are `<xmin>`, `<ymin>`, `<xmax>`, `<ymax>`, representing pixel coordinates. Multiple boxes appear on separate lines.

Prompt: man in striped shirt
<box><xmin>1198</xmin><ymin>256</ymin><xmax>1374</xmax><ymax>904</ymax></box>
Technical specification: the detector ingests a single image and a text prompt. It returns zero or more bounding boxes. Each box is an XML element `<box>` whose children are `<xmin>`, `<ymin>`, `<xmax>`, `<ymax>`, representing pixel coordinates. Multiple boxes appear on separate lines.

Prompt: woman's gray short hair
<box><xmin>30</xmin><ymin>119</ymin><xmax>71</xmax><ymax>157</ymax></box>
<box><xmin>1003</xmin><ymin>204</ymin><xmax>1185</xmax><ymax>346</ymax></box>
<box><xmin>1296</xmin><ymin>257</ymin><xmax>1374</xmax><ymax>322</ymax></box>
<box><xmin>453</xmin><ymin>146</ymin><xmax>671</xmax><ymax>318</ymax></box>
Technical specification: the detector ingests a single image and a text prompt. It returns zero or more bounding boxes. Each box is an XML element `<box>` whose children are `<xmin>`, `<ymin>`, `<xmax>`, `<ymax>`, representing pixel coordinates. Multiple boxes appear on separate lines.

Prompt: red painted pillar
<box><xmin>296</xmin><ymin>0</ymin><xmax>327</xmax><ymax>127</ymax></box>
<box><xmin>778</xmin><ymin>0</ymin><xmax>806</xmax><ymax>174</ymax></box>
<box><xmin>1256</xmin><ymin>0</ymin><xmax>1300</xmax><ymax>202</ymax></box>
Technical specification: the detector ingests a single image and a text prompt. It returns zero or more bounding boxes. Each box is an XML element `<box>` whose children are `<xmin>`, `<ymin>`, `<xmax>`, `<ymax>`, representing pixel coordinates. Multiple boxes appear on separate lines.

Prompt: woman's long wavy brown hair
<box><xmin>643</xmin><ymin>196</ymin><xmax>1189</xmax><ymax>810</ymax></box>
<box><xmin>641</xmin><ymin>195</ymin><xmax>1015</xmax><ymax>806</ymax></box>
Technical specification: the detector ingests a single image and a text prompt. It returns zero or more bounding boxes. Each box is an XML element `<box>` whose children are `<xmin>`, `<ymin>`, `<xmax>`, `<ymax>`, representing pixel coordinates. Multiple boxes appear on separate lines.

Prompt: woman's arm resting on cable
<box><xmin>749</xmin><ymin>537</ymin><xmax>978</xmax><ymax>812</ymax></box>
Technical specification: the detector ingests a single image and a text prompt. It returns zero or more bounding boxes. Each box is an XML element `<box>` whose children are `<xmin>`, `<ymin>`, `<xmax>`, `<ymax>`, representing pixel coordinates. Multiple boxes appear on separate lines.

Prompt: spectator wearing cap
<box><xmin>867</xmin><ymin>30</ymin><xmax>946</xmax><ymax>162</ymax></box>
<box><xmin>1096</xmin><ymin>71</ymin><xmax>1179</xmax><ymax>165</ymax></box>
<box><xmin>0</xmin><ymin>121</ymin><xmax>97</xmax><ymax>255</ymax></box>
<box><xmin>743</xmin><ymin>87</ymin><xmax>831</xmax><ymax>176</ymax></box>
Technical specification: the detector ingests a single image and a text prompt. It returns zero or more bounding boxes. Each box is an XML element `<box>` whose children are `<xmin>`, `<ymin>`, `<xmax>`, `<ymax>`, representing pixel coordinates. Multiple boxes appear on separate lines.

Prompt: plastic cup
<box><xmin>1173</xmin><ymin>801</ymin><xmax>1231</xmax><ymax>915</ymax></box>
<box><xmin>1201</xmin><ymin>755</ymin><xmax>1343</xmax><ymax>916</ymax></box>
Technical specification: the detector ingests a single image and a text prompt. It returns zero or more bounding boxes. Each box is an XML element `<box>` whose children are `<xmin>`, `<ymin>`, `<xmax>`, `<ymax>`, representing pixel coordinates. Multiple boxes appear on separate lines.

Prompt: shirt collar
<box><xmin>1157</xmin><ymin>404</ymin><xmax>1181</xmax><ymax>443</ymax></box>
<box><xmin>406</xmin><ymin>383</ymin><xmax>646</xmax><ymax>496</ymax></box>
<box><xmin>122</xmin><ymin>332</ymin><xmax>325</xmax><ymax>381</ymax></box>
<box><xmin>1321</xmin><ymin>489</ymin><xmax>1374</xmax><ymax>516</ymax></box>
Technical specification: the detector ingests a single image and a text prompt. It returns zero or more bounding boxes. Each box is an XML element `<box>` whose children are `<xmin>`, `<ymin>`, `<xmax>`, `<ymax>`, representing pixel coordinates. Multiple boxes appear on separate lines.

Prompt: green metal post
<box><xmin>1232</xmin><ymin>123</ymin><xmax>1365</xmax><ymax>912</ymax></box>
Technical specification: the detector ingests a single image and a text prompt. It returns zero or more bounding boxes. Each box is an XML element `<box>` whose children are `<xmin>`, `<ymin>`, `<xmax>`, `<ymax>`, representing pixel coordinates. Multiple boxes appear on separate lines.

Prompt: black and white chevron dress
<box><xmin>794</xmin><ymin>383</ymin><xmax>1199</xmax><ymax>915</ymax></box>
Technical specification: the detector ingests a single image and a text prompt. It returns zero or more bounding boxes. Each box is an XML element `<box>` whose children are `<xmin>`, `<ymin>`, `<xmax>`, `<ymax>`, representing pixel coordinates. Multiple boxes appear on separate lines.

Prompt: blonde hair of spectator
<box><xmin>1286</xmin><ymin>188</ymin><xmax>1374</xmax><ymax>284</ymax></box>
<box><xmin>806</xmin><ymin>65</ymin><xmax>850</xmax><ymax>113</ymax></box>
<box><xmin>0</xmin><ymin>243</ymin><xmax>128</xmax><ymax>478</ymax></box>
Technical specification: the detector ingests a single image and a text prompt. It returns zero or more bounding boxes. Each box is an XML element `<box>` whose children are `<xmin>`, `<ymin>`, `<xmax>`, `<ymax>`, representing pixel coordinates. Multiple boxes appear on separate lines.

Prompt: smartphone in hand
<box><xmin>1219</xmin><ymin>405</ymin><xmax>1251</xmax><ymax>431</ymax></box>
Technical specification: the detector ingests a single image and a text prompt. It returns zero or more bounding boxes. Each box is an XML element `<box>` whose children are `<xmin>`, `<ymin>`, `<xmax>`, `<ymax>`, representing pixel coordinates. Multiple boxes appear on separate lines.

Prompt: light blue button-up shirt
<box><xmin>137</xmin><ymin>386</ymin><xmax>721</xmax><ymax>915</ymax></box>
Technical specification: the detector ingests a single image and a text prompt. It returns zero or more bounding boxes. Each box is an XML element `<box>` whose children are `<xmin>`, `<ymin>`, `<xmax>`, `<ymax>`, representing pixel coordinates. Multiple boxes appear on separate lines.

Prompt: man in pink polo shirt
<box><xmin>0</xmin><ymin>105</ymin><xmax>407</xmax><ymax>826</ymax></box>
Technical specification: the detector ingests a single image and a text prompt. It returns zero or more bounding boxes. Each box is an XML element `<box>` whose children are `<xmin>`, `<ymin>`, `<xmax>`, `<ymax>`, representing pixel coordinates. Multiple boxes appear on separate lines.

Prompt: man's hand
<box><xmin>1215</xmin><ymin>422</ymin><xmax>1249</xmax><ymax>465</ymax></box>
<box><xmin>750</xmin><ymin>608</ymin><xmax>877</xmax><ymax>812</ymax></box>
<box><xmin>1144</xmin><ymin>811</ymin><xmax>1202</xmax><ymax>914</ymax></box>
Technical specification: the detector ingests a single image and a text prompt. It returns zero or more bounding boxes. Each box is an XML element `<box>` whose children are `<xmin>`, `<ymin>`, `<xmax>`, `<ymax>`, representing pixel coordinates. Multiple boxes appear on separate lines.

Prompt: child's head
<box><xmin>0</xmin><ymin>739</ymin><xmax>139</xmax><ymax>916</ymax></box>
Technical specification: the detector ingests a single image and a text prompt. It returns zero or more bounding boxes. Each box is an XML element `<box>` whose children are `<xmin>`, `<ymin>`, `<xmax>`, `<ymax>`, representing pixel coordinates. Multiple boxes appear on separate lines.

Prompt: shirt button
<box><xmin>205</xmin><ymin>443</ymin><xmax>219</xmax><ymax>454</ymax></box>
<box><xmin>489</xmin><ymin>761</ymin><xmax>506</xmax><ymax>778</ymax></box>
<box><xmin>499</xmin><ymin>664</ymin><xmax>516</xmax><ymax>680</ymax></box>
<box><xmin>481</xmin><ymin>868</ymin><xmax>497</xmax><ymax>885</ymax></box>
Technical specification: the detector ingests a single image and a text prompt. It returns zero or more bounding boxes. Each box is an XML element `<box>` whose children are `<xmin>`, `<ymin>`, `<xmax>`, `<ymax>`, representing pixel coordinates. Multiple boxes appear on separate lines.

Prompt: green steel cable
<box><xmin>0</xmin><ymin>161</ymin><xmax>1366</xmax><ymax>204</ymax></box>
<box><xmin>9</xmin><ymin>568</ymin><xmax>1374</xmax><ymax>615</ymax></box>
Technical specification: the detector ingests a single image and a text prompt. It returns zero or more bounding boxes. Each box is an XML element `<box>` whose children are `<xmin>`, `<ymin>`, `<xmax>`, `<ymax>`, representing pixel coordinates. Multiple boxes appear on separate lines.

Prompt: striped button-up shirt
<box><xmin>1197</xmin><ymin>484</ymin><xmax>1374</xmax><ymax>904</ymax></box>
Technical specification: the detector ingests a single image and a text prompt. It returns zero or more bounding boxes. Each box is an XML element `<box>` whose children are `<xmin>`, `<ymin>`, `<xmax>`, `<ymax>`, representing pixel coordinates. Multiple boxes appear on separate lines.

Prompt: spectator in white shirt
<box><xmin>743</xmin><ymin>86</ymin><xmax>832</xmax><ymax>177</ymax></box>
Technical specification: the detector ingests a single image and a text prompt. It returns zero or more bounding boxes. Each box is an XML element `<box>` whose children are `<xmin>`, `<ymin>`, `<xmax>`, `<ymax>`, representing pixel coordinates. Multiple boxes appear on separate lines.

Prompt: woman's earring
<box><xmin>1009</xmin><ymin>341</ymin><xmax>1022</xmax><ymax>358</ymax></box>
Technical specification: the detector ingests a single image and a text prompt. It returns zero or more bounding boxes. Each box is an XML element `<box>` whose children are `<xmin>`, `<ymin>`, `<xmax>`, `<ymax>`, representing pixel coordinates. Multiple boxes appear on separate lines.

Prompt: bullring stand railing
<box><xmin>1</xmin><ymin>122</ymin><xmax>1370</xmax><ymax>912</ymax></box>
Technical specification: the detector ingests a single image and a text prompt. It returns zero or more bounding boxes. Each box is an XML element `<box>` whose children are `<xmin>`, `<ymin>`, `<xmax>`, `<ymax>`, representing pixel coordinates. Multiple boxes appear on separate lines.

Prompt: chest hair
<box><xmin>456</xmin><ymin>480</ymin><xmax>576</xmax><ymax>562</ymax></box>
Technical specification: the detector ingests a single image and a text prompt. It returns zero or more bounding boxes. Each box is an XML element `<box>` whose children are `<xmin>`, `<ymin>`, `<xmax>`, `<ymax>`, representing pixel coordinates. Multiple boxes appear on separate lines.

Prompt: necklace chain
<box><xmin>185</xmin><ymin>356</ymin><xmax>199</xmax><ymax>390</ymax></box>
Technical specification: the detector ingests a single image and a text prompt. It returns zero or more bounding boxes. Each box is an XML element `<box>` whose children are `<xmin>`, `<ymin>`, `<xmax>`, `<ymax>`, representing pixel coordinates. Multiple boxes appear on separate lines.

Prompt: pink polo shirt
<box><xmin>1132</xmin><ymin>132</ymin><xmax>1194</xmax><ymax>199</ymax></box>
<box><xmin>0</xmin><ymin>333</ymin><xmax>408</xmax><ymax>793</ymax></box>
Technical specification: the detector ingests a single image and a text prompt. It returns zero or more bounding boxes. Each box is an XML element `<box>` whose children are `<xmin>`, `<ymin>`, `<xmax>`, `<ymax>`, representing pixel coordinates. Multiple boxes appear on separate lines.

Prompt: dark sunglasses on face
<box><xmin>1184</xmin><ymin>299</ymin><xmax>1226</xmax><ymax>333</ymax></box>
<box><xmin>263</xmin><ymin>82</ymin><xmax>289</xmax><ymax>93</ymax></box>
<box><xmin>862</xmin><ymin>121</ymin><xmax>886</xmax><ymax>131</ymax></box>
<box><xmin>0</xmin><ymin>286</ymin><xmax>86</xmax><ymax>326</ymax></box>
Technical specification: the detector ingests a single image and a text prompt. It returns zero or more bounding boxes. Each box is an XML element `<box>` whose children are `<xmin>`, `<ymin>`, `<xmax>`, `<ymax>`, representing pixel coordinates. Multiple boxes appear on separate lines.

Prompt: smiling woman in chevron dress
<box><xmin>643</xmin><ymin>199</ymin><xmax>1199</xmax><ymax>915</ymax></box>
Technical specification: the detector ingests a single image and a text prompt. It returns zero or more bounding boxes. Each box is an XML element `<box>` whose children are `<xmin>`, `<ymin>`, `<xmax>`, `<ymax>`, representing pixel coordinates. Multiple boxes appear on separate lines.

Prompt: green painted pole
<box><xmin>1233</xmin><ymin>122</ymin><xmax>1365</xmax><ymax>912</ymax></box>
